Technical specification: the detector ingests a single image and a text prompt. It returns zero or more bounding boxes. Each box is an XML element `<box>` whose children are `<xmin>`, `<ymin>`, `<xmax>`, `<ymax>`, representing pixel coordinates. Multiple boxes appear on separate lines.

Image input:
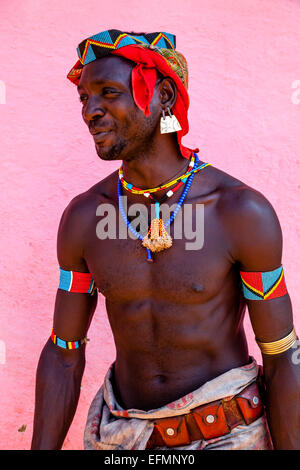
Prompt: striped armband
<box><xmin>58</xmin><ymin>267</ymin><xmax>95</xmax><ymax>294</ymax></box>
<box><xmin>51</xmin><ymin>329</ymin><xmax>89</xmax><ymax>350</ymax></box>
<box><xmin>240</xmin><ymin>265</ymin><xmax>287</xmax><ymax>301</ymax></box>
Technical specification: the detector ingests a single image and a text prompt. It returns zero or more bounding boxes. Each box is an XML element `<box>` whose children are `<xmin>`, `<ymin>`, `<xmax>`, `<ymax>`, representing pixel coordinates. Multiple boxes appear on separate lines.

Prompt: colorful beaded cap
<box><xmin>67</xmin><ymin>30</ymin><xmax>185</xmax><ymax>85</ymax></box>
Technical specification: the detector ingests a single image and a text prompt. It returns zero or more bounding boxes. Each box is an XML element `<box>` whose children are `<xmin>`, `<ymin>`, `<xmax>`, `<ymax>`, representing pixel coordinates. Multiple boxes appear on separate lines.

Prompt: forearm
<box><xmin>31</xmin><ymin>339</ymin><xmax>86</xmax><ymax>450</ymax></box>
<box><xmin>263</xmin><ymin>345</ymin><xmax>300</xmax><ymax>449</ymax></box>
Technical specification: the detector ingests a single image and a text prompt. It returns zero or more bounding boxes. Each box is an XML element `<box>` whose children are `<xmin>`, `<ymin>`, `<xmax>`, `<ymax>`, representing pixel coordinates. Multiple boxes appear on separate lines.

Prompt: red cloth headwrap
<box><xmin>111</xmin><ymin>45</ymin><xmax>198</xmax><ymax>159</ymax></box>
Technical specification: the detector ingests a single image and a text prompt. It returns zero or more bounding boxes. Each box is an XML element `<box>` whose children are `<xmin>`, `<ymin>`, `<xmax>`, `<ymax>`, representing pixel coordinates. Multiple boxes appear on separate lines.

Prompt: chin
<box><xmin>97</xmin><ymin>151</ymin><xmax>119</xmax><ymax>161</ymax></box>
<box><xmin>96</xmin><ymin>142</ymin><xmax>126</xmax><ymax>161</ymax></box>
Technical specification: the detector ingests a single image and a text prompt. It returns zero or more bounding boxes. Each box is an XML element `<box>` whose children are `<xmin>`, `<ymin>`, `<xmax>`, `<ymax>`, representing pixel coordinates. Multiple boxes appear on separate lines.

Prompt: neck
<box><xmin>122</xmin><ymin>134</ymin><xmax>189</xmax><ymax>189</ymax></box>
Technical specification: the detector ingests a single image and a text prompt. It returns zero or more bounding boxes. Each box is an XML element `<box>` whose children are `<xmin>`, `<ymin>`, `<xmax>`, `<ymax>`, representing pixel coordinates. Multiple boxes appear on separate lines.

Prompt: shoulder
<box><xmin>57</xmin><ymin>170</ymin><xmax>118</xmax><ymax>268</ymax></box>
<box><xmin>207</xmin><ymin>164</ymin><xmax>283</xmax><ymax>270</ymax></box>
<box><xmin>60</xmin><ymin>170</ymin><xmax>118</xmax><ymax>228</ymax></box>
<box><xmin>219</xmin><ymin>172</ymin><xmax>279</xmax><ymax>228</ymax></box>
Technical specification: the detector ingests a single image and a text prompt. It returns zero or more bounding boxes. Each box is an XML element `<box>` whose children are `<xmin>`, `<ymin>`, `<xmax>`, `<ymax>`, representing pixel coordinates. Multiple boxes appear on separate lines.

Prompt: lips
<box><xmin>90</xmin><ymin>129</ymin><xmax>112</xmax><ymax>143</ymax></box>
<box><xmin>89</xmin><ymin>128</ymin><xmax>110</xmax><ymax>135</ymax></box>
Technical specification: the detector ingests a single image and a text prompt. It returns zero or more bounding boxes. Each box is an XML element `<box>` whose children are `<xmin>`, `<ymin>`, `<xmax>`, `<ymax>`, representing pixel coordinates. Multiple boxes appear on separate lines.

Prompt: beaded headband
<box><xmin>67</xmin><ymin>30</ymin><xmax>177</xmax><ymax>85</ymax></box>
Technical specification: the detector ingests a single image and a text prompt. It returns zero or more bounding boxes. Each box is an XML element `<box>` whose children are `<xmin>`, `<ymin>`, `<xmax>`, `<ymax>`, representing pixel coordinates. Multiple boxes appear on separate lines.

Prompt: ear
<box><xmin>157</xmin><ymin>77</ymin><xmax>177</xmax><ymax>111</ymax></box>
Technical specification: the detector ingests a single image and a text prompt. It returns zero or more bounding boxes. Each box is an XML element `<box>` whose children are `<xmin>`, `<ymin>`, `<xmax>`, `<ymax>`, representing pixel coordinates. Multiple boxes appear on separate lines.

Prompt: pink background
<box><xmin>0</xmin><ymin>0</ymin><xmax>299</xmax><ymax>450</ymax></box>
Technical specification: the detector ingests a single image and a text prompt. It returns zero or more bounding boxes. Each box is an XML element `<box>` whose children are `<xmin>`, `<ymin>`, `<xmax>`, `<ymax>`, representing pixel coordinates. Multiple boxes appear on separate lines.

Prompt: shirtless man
<box><xmin>31</xmin><ymin>30</ymin><xmax>299</xmax><ymax>450</ymax></box>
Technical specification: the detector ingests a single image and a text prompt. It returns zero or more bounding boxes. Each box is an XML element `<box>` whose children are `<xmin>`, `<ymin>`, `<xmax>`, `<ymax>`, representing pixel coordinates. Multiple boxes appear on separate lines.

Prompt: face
<box><xmin>77</xmin><ymin>55</ymin><xmax>161</xmax><ymax>161</ymax></box>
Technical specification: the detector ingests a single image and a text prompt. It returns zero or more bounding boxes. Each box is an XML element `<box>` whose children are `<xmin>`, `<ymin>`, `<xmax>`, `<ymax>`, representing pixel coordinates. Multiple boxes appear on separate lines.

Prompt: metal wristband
<box><xmin>256</xmin><ymin>328</ymin><xmax>297</xmax><ymax>355</ymax></box>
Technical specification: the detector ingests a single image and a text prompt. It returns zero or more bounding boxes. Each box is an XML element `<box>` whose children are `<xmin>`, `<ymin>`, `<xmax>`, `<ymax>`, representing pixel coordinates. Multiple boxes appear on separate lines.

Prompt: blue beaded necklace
<box><xmin>118</xmin><ymin>153</ymin><xmax>200</xmax><ymax>262</ymax></box>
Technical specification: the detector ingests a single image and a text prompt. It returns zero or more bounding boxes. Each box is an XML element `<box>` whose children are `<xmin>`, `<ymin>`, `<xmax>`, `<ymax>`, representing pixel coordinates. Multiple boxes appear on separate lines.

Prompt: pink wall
<box><xmin>0</xmin><ymin>0</ymin><xmax>299</xmax><ymax>450</ymax></box>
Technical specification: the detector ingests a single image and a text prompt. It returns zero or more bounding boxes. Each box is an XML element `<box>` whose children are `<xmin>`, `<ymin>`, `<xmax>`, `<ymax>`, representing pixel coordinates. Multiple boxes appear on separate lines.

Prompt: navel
<box><xmin>154</xmin><ymin>375</ymin><xmax>167</xmax><ymax>384</ymax></box>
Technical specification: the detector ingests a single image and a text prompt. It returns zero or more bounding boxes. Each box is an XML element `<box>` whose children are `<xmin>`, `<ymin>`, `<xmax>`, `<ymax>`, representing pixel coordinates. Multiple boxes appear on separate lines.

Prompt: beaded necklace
<box><xmin>119</xmin><ymin>153</ymin><xmax>211</xmax><ymax>197</ymax></box>
<box><xmin>118</xmin><ymin>154</ymin><xmax>208</xmax><ymax>262</ymax></box>
<box><xmin>121</xmin><ymin>156</ymin><xmax>193</xmax><ymax>204</ymax></box>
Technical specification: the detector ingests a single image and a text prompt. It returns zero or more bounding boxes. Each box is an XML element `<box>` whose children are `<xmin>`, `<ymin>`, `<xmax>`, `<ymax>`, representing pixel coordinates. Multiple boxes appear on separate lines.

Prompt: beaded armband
<box><xmin>51</xmin><ymin>329</ymin><xmax>88</xmax><ymax>350</ymax></box>
<box><xmin>240</xmin><ymin>265</ymin><xmax>287</xmax><ymax>301</ymax></box>
<box><xmin>58</xmin><ymin>267</ymin><xmax>95</xmax><ymax>294</ymax></box>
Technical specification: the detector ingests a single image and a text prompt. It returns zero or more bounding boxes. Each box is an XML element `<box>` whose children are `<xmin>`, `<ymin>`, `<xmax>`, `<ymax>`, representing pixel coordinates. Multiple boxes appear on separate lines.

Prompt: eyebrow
<box><xmin>77</xmin><ymin>80</ymin><xmax>126</xmax><ymax>91</ymax></box>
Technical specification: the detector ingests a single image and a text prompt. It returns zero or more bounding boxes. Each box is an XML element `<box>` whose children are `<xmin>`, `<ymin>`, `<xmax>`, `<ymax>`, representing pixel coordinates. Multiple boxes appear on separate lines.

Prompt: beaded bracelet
<box><xmin>50</xmin><ymin>329</ymin><xmax>89</xmax><ymax>350</ymax></box>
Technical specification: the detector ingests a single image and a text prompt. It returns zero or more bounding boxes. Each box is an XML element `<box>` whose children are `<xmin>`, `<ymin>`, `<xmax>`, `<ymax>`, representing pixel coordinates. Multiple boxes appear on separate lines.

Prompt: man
<box><xmin>31</xmin><ymin>30</ymin><xmax>299</xmax><ymax>450</ymax></box>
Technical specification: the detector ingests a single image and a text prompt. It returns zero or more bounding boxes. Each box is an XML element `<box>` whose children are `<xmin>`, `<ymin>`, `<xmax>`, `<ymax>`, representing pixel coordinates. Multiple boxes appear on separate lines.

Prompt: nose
<box><xmin>82</xmin><ymin>96</ymin><xmax>105</xmax><ymax>123</ymax></box>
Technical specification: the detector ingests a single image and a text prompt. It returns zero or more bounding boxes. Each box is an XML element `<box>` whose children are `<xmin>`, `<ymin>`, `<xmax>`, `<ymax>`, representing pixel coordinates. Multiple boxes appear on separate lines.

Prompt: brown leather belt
<box><xmin>146</xmin><ymin>381</ymin><xmax>264</xmax><ymax>448</ymax></box>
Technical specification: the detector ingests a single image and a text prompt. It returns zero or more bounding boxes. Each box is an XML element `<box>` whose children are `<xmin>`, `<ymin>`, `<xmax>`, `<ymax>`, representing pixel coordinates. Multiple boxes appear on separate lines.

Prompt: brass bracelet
<box><xmin>256</xmin><ymin>328</ymin><xmax>297</xmax><ymax>355</ymax></box>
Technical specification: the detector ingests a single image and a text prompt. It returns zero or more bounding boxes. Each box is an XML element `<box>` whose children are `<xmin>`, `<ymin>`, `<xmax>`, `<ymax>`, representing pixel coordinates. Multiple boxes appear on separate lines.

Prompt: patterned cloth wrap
<box><xmin>84</xmin><ymin>358</ymin><xmax>273</xmax><ymax>450</ymax></box>
<box><xmin>67</xmin><ymin>29</ymin><xmax>198</xmax><ymax>159</ymax></box>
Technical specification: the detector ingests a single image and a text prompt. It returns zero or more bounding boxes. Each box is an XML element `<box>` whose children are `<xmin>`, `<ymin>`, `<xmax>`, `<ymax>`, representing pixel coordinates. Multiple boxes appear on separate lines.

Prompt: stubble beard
<box><xmin>96</xmin><ymin>109</ymin><xmax>159</xmax><ymax>162</ymax></box>
<box><xmin>96</xmin><ymin>139</ymin><xmax>127</xmax><ymax>161</ymax></box>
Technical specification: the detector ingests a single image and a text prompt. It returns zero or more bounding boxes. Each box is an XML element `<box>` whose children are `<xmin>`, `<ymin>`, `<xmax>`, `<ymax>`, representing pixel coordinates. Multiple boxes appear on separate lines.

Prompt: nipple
<box><xmin>192</xmin><ymin>282</ymin><xmax>204</xmax><ymax>293</ymax></box>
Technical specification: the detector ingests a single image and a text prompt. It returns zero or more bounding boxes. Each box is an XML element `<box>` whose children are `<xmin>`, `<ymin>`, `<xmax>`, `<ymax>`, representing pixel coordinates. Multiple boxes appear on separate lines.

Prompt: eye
<box><xmin>79</xmin><ymin>94</ymin><xmax>88</xmax><ymax>103</ymax></box>
<box><xmin>103</xmin><ymin>88</ymin><xmax>120</xmax><ymax>97</ymax></box>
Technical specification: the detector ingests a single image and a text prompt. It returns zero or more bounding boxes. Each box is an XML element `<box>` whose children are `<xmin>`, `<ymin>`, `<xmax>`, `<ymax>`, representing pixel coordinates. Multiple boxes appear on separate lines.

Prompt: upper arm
<box><xmin>53</xmin><ymin>196</ymin><xmax>98</xmax><ymax>346</ymax></box>
<box><xmin>227</xmin><ymin>187</ymin><xmax>293</xmax><ymax>343</ymax></box>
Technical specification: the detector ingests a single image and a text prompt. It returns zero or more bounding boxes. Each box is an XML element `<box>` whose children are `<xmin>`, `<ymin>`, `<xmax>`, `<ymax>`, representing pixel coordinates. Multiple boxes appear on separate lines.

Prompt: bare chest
<box><xmin>83</xmin><ymin>197</ymin><xmax>236</xmax><ymax>304</ymax></box>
